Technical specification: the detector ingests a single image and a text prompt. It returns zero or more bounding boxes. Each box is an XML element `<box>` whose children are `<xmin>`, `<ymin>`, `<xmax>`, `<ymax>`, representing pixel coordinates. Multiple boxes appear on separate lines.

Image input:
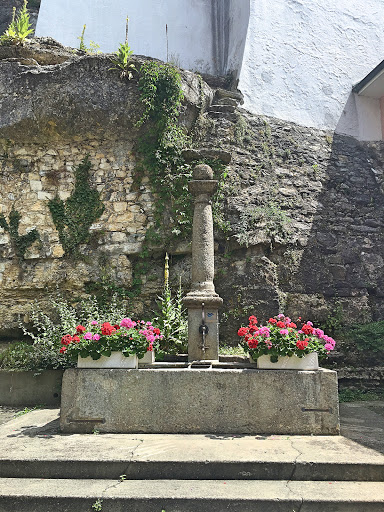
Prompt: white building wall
<box><xmin>35</xmin><ymin>0</ymin><xmax>250</xmax><ymax>77</ymax></box>
<box><xmin>36</xmin><ymin>0</ymin><xmax>384</xmax><ymax>138</ymax></box>
<box><xmin>238</xmin><ymin>0</ymin><xmax>384</xmax><ymax>138</ymax></box>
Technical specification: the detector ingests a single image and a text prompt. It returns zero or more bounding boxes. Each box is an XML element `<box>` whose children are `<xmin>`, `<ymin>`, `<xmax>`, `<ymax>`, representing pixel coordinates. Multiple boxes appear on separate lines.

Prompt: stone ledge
<box><xmin>60</xmin><ymin>367</ymin><xmax>339</xmax><ymax>435</ymax></box>
<box><xmin>0</xmin><ymin>370</ymin><xmax>63</xmax><ymax>406</ymax></box>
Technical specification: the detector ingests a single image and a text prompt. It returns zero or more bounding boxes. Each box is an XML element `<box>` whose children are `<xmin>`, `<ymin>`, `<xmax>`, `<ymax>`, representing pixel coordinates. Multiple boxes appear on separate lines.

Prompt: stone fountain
<box><xmin>183</xmin><ymin>164</ymin><xmax>223</xmax><ymax>362</ymax></box>
<box><xmin>60</xmin><ymin>164</ymin><xmax>340</xmax><ymax>435</ymax></box>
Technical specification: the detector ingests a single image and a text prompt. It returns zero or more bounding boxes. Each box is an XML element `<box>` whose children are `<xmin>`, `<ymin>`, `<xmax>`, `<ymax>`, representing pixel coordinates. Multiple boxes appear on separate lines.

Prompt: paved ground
<box><xmin>339</xmin><ymin>401</ymin><xmax>384</xmax><ymax>454</ymax></box>
<box><xmin>1</xmin><ymin>401</ymin><xmax>383</xmax><ymax>456</ymax></box>
<box><xmin>0</xmin><ymin>406</ymin><xmax>24</xmax><ymax>426</ymax></box>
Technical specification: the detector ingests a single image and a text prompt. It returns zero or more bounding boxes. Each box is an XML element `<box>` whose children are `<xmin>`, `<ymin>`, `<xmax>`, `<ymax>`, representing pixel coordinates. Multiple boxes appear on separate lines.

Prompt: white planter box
<box><xmin>256</xmin><ymin>352</ymin><xmax>319</xmax><ymax>370</ymax></box>
<box><xmin>138</xmin><ymin>350</ymin><xmax>155</xmax><ymax>365</ymax></box>
<box><xmin>77</xmin><ymin>351</ymin><xmax>138</xmax><ymax>368</ymax></box>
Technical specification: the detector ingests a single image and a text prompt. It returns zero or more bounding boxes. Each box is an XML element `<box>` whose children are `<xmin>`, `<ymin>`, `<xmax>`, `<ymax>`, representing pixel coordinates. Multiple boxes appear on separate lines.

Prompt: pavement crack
<box><xmin>285</xmin><ymin>479</ymin><xmax>304</xmax><ymax>512</ymax></box>
<box><xmin>288</xmin><ymin>437</ymin><xmax>304</xmax><ymax>481</ymax></box>
<box><xmin>99</xmin><ymin>439</ymin><xmax>145</xmax><ymax>496</ymax></box>
<box><xmin>119</xmin><ymin>438</ymin><xmax>144</xmax><ymax>480</ymax></box>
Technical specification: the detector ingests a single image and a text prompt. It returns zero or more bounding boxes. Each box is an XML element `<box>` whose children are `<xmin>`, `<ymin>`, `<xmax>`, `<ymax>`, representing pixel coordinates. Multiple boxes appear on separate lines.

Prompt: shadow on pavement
<box><xmin>339</xmin><ymin>401</ymin><xmax>384</xmax><ymax>454</ymax></box>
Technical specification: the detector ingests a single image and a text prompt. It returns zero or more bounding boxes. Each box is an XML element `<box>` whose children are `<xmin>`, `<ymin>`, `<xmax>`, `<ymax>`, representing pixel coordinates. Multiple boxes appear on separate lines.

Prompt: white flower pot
<box><xmin>138</xmin><ymin>350</ymin><xmax>155</xmax><ymax>365</ymax></box>
<box><xmin>256</xmin><ymin>352</ymin><xmax>319</xmax><ymax>370</ymax></box>
<box><xmin>77</xmin><ymin>351</ymin><xmax>138</xmax><ymax>368</ymax></box>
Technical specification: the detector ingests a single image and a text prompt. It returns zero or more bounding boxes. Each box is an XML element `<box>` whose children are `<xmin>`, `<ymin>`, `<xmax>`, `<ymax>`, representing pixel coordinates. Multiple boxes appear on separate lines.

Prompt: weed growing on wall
<box><xmin>0</xmin><ymin>207</ymin><xmax>40</xmax><ymax>259</ymax></box>
<box><xmin>109</xmin><ymin>17</ymin><xmax>136</xmax><ymax>79</ymax></box>
<box><xmin>48</xmin><ymin>155</ymin><xmax>105</xmax><ymax>258</ymax></box>
<box><xmin>0</xmin><ymin>1</ymin><xmax>34</xmax><ymax>45</ymax></box>
<box><xmin>235</xmin><ymin>202</ymin><xmax>291</xmax><ymax>247</ymax></box>
<box><xmin>109</xmin><ymin>42</ymin><xmax>136</xmax><ymax>79</ymax></box>
<box><xmin>77</xmin><ymin>24</ymin><xmax>100</xmax><ymax>54</ymax></box>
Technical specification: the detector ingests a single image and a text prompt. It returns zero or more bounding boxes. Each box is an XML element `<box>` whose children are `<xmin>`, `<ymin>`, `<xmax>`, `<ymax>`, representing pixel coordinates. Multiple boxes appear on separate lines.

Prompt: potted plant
<box><xmin>237</xmin><ymin>314</ymin><xmax>336</xmax><ymax>369</ymax></box>
<box><xmin>60</xmin><ymin>318</ymin><xmax>163</xmax><ymax>368</ymax></box>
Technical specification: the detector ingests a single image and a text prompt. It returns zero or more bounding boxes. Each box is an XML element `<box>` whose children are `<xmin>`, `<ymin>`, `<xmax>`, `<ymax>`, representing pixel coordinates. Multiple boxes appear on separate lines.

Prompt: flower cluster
<box><xmin>60</xmin><ymin>318</ymin><xmax>163</xmax><ymax>361</ymax></box>
<box><xmin>237</xmin><ymin>314</ymin><xmax>335</xmax><ymax>362</ymax></box>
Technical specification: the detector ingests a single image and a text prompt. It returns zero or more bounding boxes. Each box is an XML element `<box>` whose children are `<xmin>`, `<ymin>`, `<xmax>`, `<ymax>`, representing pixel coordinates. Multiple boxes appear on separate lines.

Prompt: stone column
<box><xmin>183</xmin><ymin>164</ymin><xmax>223</xmax><ymax>361</ymax></box>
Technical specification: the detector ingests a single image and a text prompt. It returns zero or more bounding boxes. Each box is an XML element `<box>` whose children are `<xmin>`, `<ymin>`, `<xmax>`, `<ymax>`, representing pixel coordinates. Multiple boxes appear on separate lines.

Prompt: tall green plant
<box><xmin>77</xmin><ymin>24</ymin><xmax>100</xmax><ymax>54</ymax></box>
<box><xmin>48</xmin><ymin>155</ymin><xmax>105</xmax><ymax>258</ymax></box>
<box><xmin>109</xmin><ymin>16</ymin><xmax>136</xmax><ymax>79</ymax></box>
<box><xmin>0</xmin><ymin>1</ymin><xmax>34</xmax><ymax>45</ymax></box>
<box><xmin>155</xmin><ymin>254</ymin><xmax>188</xmax><ymax>355</ymax></box>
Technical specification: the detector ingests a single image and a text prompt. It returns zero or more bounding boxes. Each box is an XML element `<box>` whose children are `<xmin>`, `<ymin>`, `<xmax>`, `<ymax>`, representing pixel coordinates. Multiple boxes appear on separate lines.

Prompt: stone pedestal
<box><xmin>60</xmin><ymin>367</ymin><xmax>340</xmax><ymax>435</ymax></box>
<box><xmin>183</xmin><ymin>164</ymin><xmax>223</xmax><ymax>361</ymax></box>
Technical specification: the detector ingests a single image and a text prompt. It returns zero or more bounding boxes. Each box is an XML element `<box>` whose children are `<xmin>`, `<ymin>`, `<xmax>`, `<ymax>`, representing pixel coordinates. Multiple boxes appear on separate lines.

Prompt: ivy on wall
<box><xmin>136</xmin><ymin>60</ymin><xmax>192</xmax><ymax>244</ymax></box>
<box><xmin>120</xmin><ymin>61</ymin><xmax>229</xmax><ymax>300</ymax></box>
<box><xmin>48</xmin><ymin>155</ymin><xmax>105</xmax><ymax>258</ymax></box>
<box><xmin>0</xmin><ymin>207</ymin><xmax>39</xmax><ymax>259</ymax></box>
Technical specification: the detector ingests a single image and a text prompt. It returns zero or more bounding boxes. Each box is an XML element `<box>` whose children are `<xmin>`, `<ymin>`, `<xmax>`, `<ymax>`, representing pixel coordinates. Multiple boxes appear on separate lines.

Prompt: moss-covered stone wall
<box><xmin>0</xmin><ymin>40</ymin><xmax>383</xmax><ymax>350</ymax></box>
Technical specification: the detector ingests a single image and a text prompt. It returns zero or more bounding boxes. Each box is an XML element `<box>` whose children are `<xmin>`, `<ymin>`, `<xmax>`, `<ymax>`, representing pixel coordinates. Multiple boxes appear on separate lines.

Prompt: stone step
<box><xmin>1</xmin><ymin>478</ymin><xmax>384</xmax><ymax>512</ymax></box>
<box><xmin>208</xmin><ymin>110</ymin><xmax>237</xmax><ymax>121</ymax></box>
<box><xmin>208</xmin><ymin>104</ymin><xmax>236</xmax><ymax>113</ymax></box>
<box><xmin>2</xmin><ymin>457</ymin><xmax>384</xmax><ymax>482</ymax></box>
<box><xmin>1</xmin><ymin>410</ymin><xmax>384</xmax><ymax>482</ymax></box>
<box><xmin>214</xmin><ymin>97</ymin><xmax>239</xmax><ymax>107</ymax></box>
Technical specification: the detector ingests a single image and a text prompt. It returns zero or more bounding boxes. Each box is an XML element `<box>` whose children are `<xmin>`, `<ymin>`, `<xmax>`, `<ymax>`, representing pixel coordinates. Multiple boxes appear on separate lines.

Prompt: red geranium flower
<box><xmin>276</xmin><ymin>321</ymin><xmax>285</xmax><ymax>328</ymax></box>
<box><xmin>268</xmin><ymin>318</ymin><xmax>277</xmax><ymax>324</ymax></box>
<box><xmin>59</xmin><ymin>346</ymin><xmax>67</xmax><ymax>353</ymax></box>
<box><xmin>101</xmin><ymin>322</ymin><xmax>116</xmax><ymax>336</ymax></box>
<box><xmin>113</xmin><ymin>324</ymin><xmax>120</xmax><ymax>330</ymax></box>
<box><xmin>72</xmin><ymin>336</ymin><xmax>80</xmax><ymax>343</ymax></box>
<box><xmin>238</xmin><ymin>327</ymin><xmax>248</xmax><ymax>337</ymax></box>
<box><xmin>289</xmin><ymin>322</ymin><xmax>297</xmax><ymax>329</ymax></box>
<box><xmin>296</xmin><ymin>339</ymin><xmax>309</xmax><ymax>350</ymax></box>
<box><xmin>248</xmin><ymin>338</ymin><xmax>258</xmax><ymax>349</ymax></box>
<box><xmin>302</xmin><ymin>324</ymin><xmax>314</xmax><ymax>335</ymax></box>
<box><xmin>76</xmin><ymin>325</ymin><xmax>86</xmax><ymax>333</ymax></box>
<box><xmin>248</xmin><ymin>315</ymin><xmax>258</xmax><ymax>325</ymax></box>
<box><xmin>61</xmin><ymin>334</ymin><xmax>72</xmax><ymax>346</ymax></box>
<box><xmin>154</xmin><ymin>328</ymin><xmax>161</xmax><ymax>335</ymax></box>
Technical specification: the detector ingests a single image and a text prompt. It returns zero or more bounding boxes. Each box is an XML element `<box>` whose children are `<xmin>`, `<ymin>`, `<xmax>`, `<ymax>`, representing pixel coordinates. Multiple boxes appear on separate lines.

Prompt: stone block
<box><xmin>0</xmin><ymin>370</ymin><xmax>63</xmax><ymax>406</ymax></box>
<box><xmin>60</xmin><ymin>368</ymin><xmax>339</xmax><ymax>435</ymax></box>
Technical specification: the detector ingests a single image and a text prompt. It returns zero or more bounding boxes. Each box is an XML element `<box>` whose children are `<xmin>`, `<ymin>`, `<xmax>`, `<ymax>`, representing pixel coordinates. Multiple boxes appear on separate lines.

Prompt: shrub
<box><xmin>0</xmin><ymin>294</ymin><xmax>131</xmax><ymax>372</ymax></box>
<box><xmin>346</xmin><ymin>321</ymin><xmax>384</xmax><ymax>353</ymax></box>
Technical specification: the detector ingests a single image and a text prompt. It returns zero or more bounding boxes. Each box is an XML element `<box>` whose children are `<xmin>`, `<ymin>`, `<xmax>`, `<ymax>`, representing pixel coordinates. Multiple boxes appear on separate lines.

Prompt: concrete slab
<box><xmin>1</xmin><ymin>478</ymin><xmax>384</xmax><ymax>512</ymax></box>
<box><xmin>0</xmin><ymin>409</ymin><xmax>383</xmax><ymax>482</ymax></box>
<box><xmin>60</xmin><ymin>367</ymin><xmax>340</xmax><ymax>434</ymax></box>
<box><xmin>0</xmin><ymin>406</ymin><xmax>24</xmax><ymax>426</ymax></box>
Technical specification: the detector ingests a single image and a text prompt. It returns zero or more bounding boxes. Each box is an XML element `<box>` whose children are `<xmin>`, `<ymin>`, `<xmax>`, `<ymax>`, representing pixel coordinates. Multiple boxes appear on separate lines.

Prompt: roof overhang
<box><xmin>353</xmin><ymin>59</ymin><xmax>384</xmax><ymax>98</ymax></box>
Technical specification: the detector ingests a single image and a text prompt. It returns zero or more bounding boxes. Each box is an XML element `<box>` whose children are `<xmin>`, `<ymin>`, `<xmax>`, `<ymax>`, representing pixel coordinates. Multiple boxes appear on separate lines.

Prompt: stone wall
<box><xmin>0</xmin><ymin>40</ymin><xmax>383</xmax><ymax>357</ymax></box>
<box><xmin>0</xmin><ymin>40</ymin><xmax>207</xmax><ymax>337</ymax></box>
<box><xmin>202</xmin><ymin>109</ymin><xmax>384</xmax><ymax>342</ymax></box>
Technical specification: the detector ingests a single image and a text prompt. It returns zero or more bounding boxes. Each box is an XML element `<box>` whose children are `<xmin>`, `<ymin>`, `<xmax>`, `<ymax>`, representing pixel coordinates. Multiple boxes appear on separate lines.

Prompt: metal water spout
<box><xmin>183</xmin><ymin>164</ymin><xmax>223</xmax><ymax>362</ymax></box>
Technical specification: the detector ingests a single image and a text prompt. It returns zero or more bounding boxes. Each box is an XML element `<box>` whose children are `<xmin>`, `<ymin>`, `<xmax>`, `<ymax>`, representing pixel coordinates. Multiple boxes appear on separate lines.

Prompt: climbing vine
<box><xmin>0</xmin><ymin>207</ymin><xmax>39</xmax><ymax>259</ymax></box>
<box><xmin>134</xmin><ymin>60</ymin><xmax>193</xmax><ymax>252</ymax></box>
<box><xmin>48</xmin><ymin>155</ymin><xmax>105</xmax><ymax>258</ymax></box>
